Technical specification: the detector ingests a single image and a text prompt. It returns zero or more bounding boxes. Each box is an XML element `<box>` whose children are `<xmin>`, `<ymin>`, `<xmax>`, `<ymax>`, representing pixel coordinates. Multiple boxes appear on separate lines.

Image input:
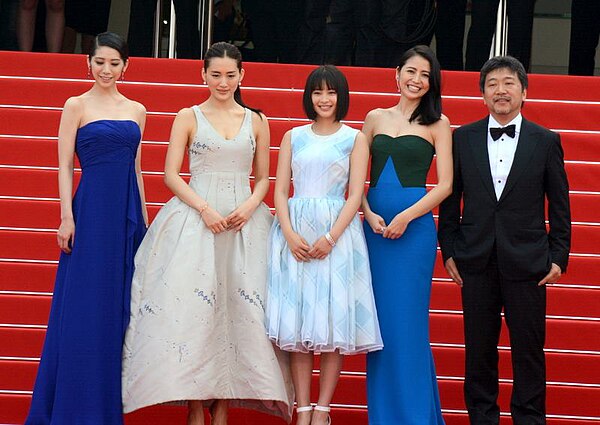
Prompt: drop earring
<box><xmin>120</xmin><ymin>72</ymin><xmax>125</xmax><ymax>82</ymax></box>
<box><xmin>87</xmin><ymin>67</ymin><xmax>91</xmax><ymax>79</ymax></box>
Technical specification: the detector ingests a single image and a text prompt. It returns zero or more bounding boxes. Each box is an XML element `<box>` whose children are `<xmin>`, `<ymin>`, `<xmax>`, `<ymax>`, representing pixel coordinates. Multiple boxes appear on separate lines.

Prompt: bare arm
<box><xmin>383</xmin><ymin>116</ymin><xmax>453</xmax><ymax>239</ymax></box>
<box><xmin>56</xmin><ymin>97</ymin><xmax>82</xmax><ymax>253</ymax></box>
<box><xmin>438</xmin><ymin>126</ymin><xmax>464</xmax><ymax>286</ymax></box>
<box><xmin>274</xmin><ymin>131</ymin><xmax>311</xmax><ymax>261</ymax></box>
<box><xmin>309</xmin><ymin>132</ymin><xmax>370</xmax><ymax>259</ymax></box>
<box><xmin>134</xmin><ymin>103</ymin><xmax>149</xmax><ymax>226</ymax></box>
<box><xmin>360</xmin><ymin>110</ymin><xmax>387</xmax><ymax>234</ymax></box>
<box><xmin>164</xmin><ymin>108</ymin><xmax>228</xmax><ymax>233</ymax></box>
<box><xmin>226</xmin><ymin>112</ymin><xmax>270</xmax><ymax>231</ymax></box>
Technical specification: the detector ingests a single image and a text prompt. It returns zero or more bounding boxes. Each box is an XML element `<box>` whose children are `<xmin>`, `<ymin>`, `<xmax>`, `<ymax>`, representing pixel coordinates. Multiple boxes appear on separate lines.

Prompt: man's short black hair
<box><xmin>479</xmin><ymin>55</ymin><xmax>528</xmax><ymax>92</ymax></box>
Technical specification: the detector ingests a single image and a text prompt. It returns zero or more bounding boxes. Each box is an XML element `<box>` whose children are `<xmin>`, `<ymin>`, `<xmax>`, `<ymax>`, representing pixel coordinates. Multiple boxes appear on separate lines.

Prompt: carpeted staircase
<box><xmin>0</xmin><ymin>51</ymin><xmax>599</xmax><ymax>424</ymax></box>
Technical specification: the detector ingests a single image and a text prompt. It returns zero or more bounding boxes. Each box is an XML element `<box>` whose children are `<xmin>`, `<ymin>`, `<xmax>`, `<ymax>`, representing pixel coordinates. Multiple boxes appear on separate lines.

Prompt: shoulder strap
<box><xmin>190</xmin><ymin>105</ymin><xmax>205</xmax><ymax>128</ymax></box>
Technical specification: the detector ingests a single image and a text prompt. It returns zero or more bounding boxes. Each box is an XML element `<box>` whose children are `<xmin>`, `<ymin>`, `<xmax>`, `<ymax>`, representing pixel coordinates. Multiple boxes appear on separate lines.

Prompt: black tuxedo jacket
<box><xmin>438</xmin><ymin>117</ymin><xmax>571</xmax><ymax>281</ymax></box>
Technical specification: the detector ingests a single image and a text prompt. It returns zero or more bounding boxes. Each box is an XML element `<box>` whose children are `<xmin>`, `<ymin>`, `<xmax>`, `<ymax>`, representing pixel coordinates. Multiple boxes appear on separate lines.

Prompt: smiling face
<box><xmin>482</xmin><ymin>67</ymin><xmax>526</xmax><ymax>124</ymax></box>
<box><xmin>202</xmin><ymin>56</ymin><xmax>244</xmax><ymax>101</ymax></box>
<box><xmin>397</xmin><ymin>54</ymin><xmax>431</xmax><ymax>101</ymax></box>
<box><xmin>311</xmin><ymin>81</ymin><xmax>338</xmax><ymax>121</ymax></box>
<box><xmin>88</xmin><ymin>46</ymin><xmax>127</xmax><ymax>86</ymax></box>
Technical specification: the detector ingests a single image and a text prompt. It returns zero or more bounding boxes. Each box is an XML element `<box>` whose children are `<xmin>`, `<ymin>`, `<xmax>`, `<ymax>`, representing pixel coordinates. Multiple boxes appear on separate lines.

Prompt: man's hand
<box><xmin>445</xmin><ymin>257</ymin><xmax>463</xmax><ymax>287</ymax></box>
<box><xmin>538</xmin><ymin>263</ymin><xmax>562</xmax><ymax>286</ymax></box>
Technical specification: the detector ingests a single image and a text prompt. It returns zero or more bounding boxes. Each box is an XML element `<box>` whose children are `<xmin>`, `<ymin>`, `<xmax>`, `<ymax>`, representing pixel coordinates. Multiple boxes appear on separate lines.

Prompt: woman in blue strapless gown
<box><xmin>361</xmin><ymin>46</ymin><xmax>453</xmax><ymax>424</ymax></box>
<box><xmin>25</xmin><ymin>32</ymin><xmax>147</xmax><ymax>425</ymax></box>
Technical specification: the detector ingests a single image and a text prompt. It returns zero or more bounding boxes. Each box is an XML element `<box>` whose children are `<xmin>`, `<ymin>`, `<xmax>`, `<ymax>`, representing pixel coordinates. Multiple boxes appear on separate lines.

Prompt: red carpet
<box><xmin>1</xmin><ymin>51</ymin><xmax>599</xmax><ymax>424</ymax></box>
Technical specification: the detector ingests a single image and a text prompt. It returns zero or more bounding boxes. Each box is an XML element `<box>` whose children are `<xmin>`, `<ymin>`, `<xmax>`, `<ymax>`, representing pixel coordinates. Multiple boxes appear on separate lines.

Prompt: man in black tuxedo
<box><xmin>438</xmin><ymin>56</ymin><xmax>571</xmax><ymax>424</ymax></box>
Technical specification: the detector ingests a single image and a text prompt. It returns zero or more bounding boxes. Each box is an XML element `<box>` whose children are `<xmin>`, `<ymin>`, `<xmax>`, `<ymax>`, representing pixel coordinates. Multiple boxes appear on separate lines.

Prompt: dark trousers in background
<box><xmin>568</xmin><ymin>0</ymin><xmax>600</xmax><ymax>76</ymax></box>
<box><xmin>323</xmin><ymin>0</ymin><xmax>359</xmax><ymax>65</ymax></box>
<box><xmin>465</xmin><ymin>0</ymin><xmax>536</xmax><ymax>72</ymax></box>
<box><xmin>295</xmin><ymin>0</ymin><xmax>329</xmax><ymax>64</ymax></box>
<box><xmin>64</xmin><ymin>0</ymin><xmax>111</xmax><ymax>37</ymax></box>
<box><xmin>295</xmin><ymin>0</ymin><xmax>372</xmax><ymax>66</ymax></box>
<box><xmin>297</xmin><ymin>0</ymin><xmax>434</xmax><ymax>67</ymax></box>
<box><xmin>243</xmin><ymin>0</ymin><xmax>302</xmax><ymax>63</ymax></box>
<box><xmin>434</xmin><ymin>0</ymin><xmax>467</xmax><ymax>70</ymax></box>
<box><xmin>374</xmin><ymin>0</ymin><xmax>435</xmax><ymax>67</ymax></box>
<box><xmin>128</xmin><ymin>0</ymin><xmax>200</xmax><ymax>58</ymax></box>
<box><xmin>128</xmin><ymin>0</ymin><xmax>154</xmax><ymax>57</ymax></box>
<box><xmin>173</xmin><ymin>0</ymin><xmax>200</xmax><ymax>58</ymax></box>
<box><xmin>0</xmin><ymin>0</ymin><xmax>19</xmax><ymax>50</ymax></box>
<box><xmin>460</xmin><ymin>253</ymin><xmax>547</xmax><ymax>425</ymax></box>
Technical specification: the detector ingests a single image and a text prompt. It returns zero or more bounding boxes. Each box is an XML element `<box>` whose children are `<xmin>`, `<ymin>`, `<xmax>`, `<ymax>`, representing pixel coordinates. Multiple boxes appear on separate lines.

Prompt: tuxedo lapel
<box><xmin>498</xmin><ymin>118</ymin><xmax>540</xmax><ymax>204</ymax></box>
<box><xmin>466</xmin><ymin>118</ymin><xmax>496</xmax><ymax>201</ymax></box>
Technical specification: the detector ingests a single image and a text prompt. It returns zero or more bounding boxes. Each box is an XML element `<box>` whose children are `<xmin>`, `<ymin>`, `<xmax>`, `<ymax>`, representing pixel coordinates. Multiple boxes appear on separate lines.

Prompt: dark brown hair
<box><xmin>204</xmin><ymin>42</ymin><xmax>261</xmax><ymax>117</ymax></box>
<box><xmin>302</xmin><ymin>65</ymin><xmax>350</xmax><ymax>122</ymax></box>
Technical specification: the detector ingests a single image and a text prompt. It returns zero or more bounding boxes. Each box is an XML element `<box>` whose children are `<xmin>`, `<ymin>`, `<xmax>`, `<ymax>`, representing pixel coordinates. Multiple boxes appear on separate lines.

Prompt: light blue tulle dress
<box><xmin>266</xmin><ymin>124</ymin><xmax>382</xmax><ymax>355</ymax></box>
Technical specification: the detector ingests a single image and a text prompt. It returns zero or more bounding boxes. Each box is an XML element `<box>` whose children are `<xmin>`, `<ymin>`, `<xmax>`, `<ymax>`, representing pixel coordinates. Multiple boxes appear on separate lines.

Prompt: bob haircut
<box><xmin>397</xmin><ymin>45</ymin><xmax>442</xmax><ymax>125</ymax></box>
<box><xmin>89</xmin><ymin>32</ymin><xmax>129</xmax><ymax>62</ymax></box>
<box><xmin>479</xmin><ymin>55</ymin><xmax>528</xmax><ymax>92</ymax></box>
<box><xmin>302</xmin><ymin>65</ymin><xmax>350</xmax><ymax>122</ymax></box>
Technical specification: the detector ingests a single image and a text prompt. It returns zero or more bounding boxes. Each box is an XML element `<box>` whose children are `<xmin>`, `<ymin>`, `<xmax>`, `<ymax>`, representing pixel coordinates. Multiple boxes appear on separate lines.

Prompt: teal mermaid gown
<box><xmin>364</xmin><ymin>134</ymin><xmax>445</xmax><ymax>424</ymax></box>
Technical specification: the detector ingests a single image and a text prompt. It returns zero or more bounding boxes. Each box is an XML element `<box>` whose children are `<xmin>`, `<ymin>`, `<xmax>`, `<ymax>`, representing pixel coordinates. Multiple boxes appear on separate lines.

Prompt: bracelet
<box><xmin>325</xmin><ymin>232</ymin><xmax>336</xmax><ymax>247</ymax></box>
<box><xmin>198</xmin><ymin>203</ymin><xmax>209</xmax><ymax>215</ymax></box>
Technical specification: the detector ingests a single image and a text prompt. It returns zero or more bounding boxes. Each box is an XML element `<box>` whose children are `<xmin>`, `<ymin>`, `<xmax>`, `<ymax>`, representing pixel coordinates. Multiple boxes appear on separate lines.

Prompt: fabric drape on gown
<box><xmin>26</xmin><ymin>120</ymin><xmax>146</xmax><ymax>425</ymax></box>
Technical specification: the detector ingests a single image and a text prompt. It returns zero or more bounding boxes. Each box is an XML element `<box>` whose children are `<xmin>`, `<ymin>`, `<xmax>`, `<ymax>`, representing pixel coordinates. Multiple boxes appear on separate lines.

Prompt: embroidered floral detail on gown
<box><xmin>122</xmin><ymin>107</ymin><xmax>294</xmax><ymax>422</ymax></box>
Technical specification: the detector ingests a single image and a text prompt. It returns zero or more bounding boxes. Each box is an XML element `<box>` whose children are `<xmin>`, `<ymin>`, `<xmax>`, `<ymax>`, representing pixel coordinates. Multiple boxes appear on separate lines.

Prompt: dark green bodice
<box><xmin>369</xmin><ymin>134</ymin><xmax>435</xmax><ymax>188</ymax></box>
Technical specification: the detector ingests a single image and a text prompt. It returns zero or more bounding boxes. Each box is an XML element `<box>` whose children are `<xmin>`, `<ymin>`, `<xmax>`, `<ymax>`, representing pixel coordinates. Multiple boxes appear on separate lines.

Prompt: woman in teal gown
<box><xmin>361</xmin><ymin>45</ymin><xmax>453</xmax><ymax>424</ymax></box>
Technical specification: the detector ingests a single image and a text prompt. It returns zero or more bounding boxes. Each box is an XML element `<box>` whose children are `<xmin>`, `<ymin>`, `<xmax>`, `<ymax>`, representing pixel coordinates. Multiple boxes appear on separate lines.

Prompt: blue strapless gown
<box><xmin>26</xmin><ymin>120</ymin><xmax>146</xmax><ymax>425</ymax></box>
<box><xmin>365</xmin><ymin>135</ymin><xmax>445</xmax><ymax>425</ymax></box>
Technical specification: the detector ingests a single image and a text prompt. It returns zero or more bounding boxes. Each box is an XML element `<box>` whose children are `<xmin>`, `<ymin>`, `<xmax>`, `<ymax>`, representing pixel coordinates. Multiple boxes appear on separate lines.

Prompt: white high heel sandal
<box><xmin>314</xmin><ymin>405</ymin><xmax>331</xmax><ymax>424</ymax></box>
<box><xmin>296</xmin><ymin>405</ymin><xmax>313</xmax><ymax>422</ymax></box>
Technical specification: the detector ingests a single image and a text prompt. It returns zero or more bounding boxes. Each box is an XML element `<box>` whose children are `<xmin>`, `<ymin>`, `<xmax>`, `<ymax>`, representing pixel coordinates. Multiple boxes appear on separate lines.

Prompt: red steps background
<box><xmin>1</xmin><ymin>51</ymin><xmax>599</xmax><ymax>424</ymax></box>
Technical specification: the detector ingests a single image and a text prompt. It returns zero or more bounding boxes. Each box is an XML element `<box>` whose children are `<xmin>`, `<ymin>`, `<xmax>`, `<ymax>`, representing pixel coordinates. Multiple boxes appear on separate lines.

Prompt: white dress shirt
<box><xmin>488</xmin><ymin>114</ymin><xmax>522</xmax><ymax>200</ymax></box>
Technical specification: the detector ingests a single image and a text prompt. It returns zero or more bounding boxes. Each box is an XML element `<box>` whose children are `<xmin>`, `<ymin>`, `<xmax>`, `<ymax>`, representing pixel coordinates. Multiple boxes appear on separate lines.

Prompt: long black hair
<box><xmin>397</xmin><ymin>45</ymin><xmax>442</xmax><ymax>125</ymax></box>
<box><xmin>89</xmin><ymin>32</ymin><xmax>129</xmax><ymax>62</ymax></box>
<box><xmin>302</xmin><ymin>65</ymin><xmax>350</xmax><ymax>122</ymax></box>
<box><xmin>203</xmin><ymin>42</ymin><xmax>262</xmax><ymax>118</ymax></box>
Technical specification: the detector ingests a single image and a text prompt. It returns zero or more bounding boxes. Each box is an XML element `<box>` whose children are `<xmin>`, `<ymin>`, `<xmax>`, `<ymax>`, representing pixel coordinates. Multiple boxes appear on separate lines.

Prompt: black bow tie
<box><xmin>490</xmin><ymin>124</ymin><xmax>516</xmax><ymax>141</ymax></box>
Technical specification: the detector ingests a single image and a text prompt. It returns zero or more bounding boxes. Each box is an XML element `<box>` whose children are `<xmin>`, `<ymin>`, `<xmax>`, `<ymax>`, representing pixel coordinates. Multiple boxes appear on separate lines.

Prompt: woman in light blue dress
<box><xmin>267</xmin><ymin>65</ymin><xmax>383</xmax><ymax>425</ymax></box>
